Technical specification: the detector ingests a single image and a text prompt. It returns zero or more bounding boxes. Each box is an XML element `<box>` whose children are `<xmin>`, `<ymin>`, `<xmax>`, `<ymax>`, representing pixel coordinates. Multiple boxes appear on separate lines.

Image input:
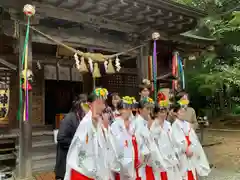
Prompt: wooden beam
<box><xmin>33</xmin><ymin>2</ymin><xmax>138</xmax><ymax>33</ymax></box>
<box><xmin>55</xmin><ymin>0</ymin><xmax>65</xmax><ymax>7</ymax></box>
<box><xmin>0</xmin><ymin>58</ymin><xmax>17</xmax><ymax>70</ymax></box>
<box><xmin>2</xmin><ymin>20</ymin><xmax>138</xmax><ymax>56</ymax></box>
<box><xmin>0</xmin><ymin>0</ymin><xmax>28</xmax><ymax>11</ymax></box>
<box><xmin>1</xmin><ymin>0</ymin><xmax>138</xmax><ymax>32</ymax></box>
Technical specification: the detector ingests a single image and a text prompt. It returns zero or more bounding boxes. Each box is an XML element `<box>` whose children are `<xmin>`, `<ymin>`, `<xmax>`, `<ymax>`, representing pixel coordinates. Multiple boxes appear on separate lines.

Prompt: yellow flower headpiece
<box><xmin>93</xmin><ymin>88</ymin><xmax>108</xmax><ymax>99</ymax></box>
<box><xmin>122</xmin><ymin>96</ymin><xmax>136</xmax><ymax>105</ymax></box>
<box><xmin>159</xmin><ymin>100</ymin><xmax>169</xmax><ymax>107</ymax></box>
<box><xmin>178</xmin><ymin>99</ymin><xmax>189</xmax><ymax>106</ymax></box>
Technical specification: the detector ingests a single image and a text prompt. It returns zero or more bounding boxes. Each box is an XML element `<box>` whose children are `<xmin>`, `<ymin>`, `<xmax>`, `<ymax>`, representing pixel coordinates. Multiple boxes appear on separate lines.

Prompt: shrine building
<box><xmin>0</xmin><ymin>0</ymin><xmax>214</xmax><ymax>178</ymax></box>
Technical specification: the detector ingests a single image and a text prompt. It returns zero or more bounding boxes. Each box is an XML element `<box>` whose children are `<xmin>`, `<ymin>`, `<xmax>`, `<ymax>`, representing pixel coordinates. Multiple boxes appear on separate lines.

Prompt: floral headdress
<box><xmin>93</xmin><ymin>88</ymin><xmax>109</xmax><ymax>100</ymax></box>
<box><xmin>157</xmin><ymin>91</ymin><xmax>169</xmax><ymax>108</ymax></box>
<box><xmin>139</xmin><ymin>97</ymin><xmax>155</xmax><ymax>109</ymax></box>
<box><xmin>177</xmin><ymin>94</ymin><xmax>189</xmax><ymax>107</ymax></box>
<box><xmin>121</xmin><ymin>96</ymin><xmax>137</xmax><ymax>109</ymax></box>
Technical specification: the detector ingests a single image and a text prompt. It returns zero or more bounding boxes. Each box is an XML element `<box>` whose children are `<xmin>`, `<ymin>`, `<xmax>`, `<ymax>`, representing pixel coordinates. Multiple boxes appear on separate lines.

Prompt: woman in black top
<box><xmin>54</xmin><ymin>94</ymin><xmax>88</xmax><ymax>180</ymax></box>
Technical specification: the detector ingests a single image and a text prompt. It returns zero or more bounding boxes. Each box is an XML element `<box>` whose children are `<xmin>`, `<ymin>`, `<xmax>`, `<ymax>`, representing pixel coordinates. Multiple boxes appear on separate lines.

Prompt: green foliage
<box><xmin>174</xmin><ymin>0</ymin><xmax>240</xmax><ymax>116</ymax></box>
<box><xmin>232</xmin><ymin>105</ymin><xmax>240</xmax><ymax>115</ymax></box>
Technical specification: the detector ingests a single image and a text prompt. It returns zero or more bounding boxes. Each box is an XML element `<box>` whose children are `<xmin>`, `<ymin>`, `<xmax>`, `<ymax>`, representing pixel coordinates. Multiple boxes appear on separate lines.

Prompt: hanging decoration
<box><xmin>19</xmin><ymin>17</ymin><xmax>156</xmax><ymax>79</ymax></box>
<box><xmin>88</xmin><ymin>58</ymin><xmax>94</xmax><ymax>73</ymax></box>
<box><xmin>20</xmin><ymin>24</ymin><xmax>150</xmax><ymax>75</ymax></box>
<box><xmin>74</xmin><ymin>52</ymin><xmax>80</xmax><ymax>69</ymax></box>
<box><xmin>92</xmin><ymin>63</ymin><xmax>101</xmax><ymax>78</ymax></box>
<box><xmin>172</xmin><ymin>51</ymin><xmax>178</xmax><ymax>90</ymax></box>
<box><xmin>177</xmin><ymin>55</ymin><xmax>185</xmax><ymax>90</ymax></box>
<box><xmin>74</xmin><ymin>52</ymin><xmax>88</xmax><ymax>73</ymax></box>
<box><xmin>106</xmin><ymin>59</ymin><xmax>115</xmax><ymax>74</ymax></box>
<box><xmin>104</xmin><ymin>60</ymin><xmax>108</xmax><ymax>72</ymax></box>
<box><xmin>79</xmin><ymin>56</ymin><xmax>88</xmax><ymax>73</ymax></box>
<box><xmin>172</xmin><ymin>52</ymin><xmax>185</xmax><ymax>91</ymax></box>
<box><xmin>17</xmin><ymin>4</ymin><xmax>35</xmax><ymax>122</ymax></box>
<box><xmin>115</xmin><ymin>56</ymin><xmax>121</xmax><ymax>72</ymax></box>
<box><xmin>152</xmin><ymin>32</ymin><xmax>160</xmax><ymax>102</ymax></box>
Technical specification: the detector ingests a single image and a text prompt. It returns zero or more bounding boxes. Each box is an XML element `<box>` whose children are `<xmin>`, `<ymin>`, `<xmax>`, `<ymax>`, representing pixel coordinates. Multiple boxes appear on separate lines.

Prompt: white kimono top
<box><xmin>110</xmin><ymin>116</ymin><xmax>150</xmax><ymax>180</ymax></box>
<box><xmin>134</xmin><ymin>115</ymin><xmax>167</xmax><ymax>171</ymax></box>
<box><xmin>150</xmin><ymin>120</ymin><xmax>181</xmax><ymax>180</ymax></box>
<box><xmin>171</xmin><ymin>119</ymin><xmax>211</xmax><ymax>179</ymax></box>
<box><xmin>64</xmin><ymin>111</ymin><xmax>117</xmax><ymax>180</ymax></box>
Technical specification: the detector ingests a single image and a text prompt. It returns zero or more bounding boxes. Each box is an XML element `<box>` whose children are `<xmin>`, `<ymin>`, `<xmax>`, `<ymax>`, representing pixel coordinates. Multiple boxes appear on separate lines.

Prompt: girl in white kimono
<box><xmin>134</xmin><ymin>97</ymin><xmax>167</xmax><ymax>180</ymax></box>
<box><xmin>64</xmin><ymin>88</ymin><xmax>115</xmax><ymax>180</ymax></box>
<box><xmin>111</xmin><ymin>96</ymin><xmax>150</xmax><ymax>180</ymax></box>
<box><xmin>170</xmin><ymin>98</ymin><xmax>211</xmax><ymax>180</ymax></box>
<box><xmin>150</xmin><ymin>92</ymin><xmax>181</xmax><ymax>180</ymax></box>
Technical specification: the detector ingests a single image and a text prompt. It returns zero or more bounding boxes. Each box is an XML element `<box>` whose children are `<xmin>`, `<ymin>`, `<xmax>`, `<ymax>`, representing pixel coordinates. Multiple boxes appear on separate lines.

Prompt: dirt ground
<box><xmin>203</xmin><ymin>129</ymin><xmax>240</xmax><ymax>172</ymax></box>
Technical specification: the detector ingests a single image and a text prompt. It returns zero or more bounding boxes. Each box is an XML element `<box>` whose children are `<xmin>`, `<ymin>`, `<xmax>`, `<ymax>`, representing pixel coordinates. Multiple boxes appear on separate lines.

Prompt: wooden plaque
<box><xmin>58</xmin><ymin>66</ymin><xmax>70</xmax><ymax>81</ymax></box>
<box><xmin>44</xmin><ymin>65</ymin><xmax>57</xmax><ymax>80</ymax></box>
<box><xmin>71</xmin><ymin>67</ymin><xmax>83</xmax><ymax>82</ymax></box>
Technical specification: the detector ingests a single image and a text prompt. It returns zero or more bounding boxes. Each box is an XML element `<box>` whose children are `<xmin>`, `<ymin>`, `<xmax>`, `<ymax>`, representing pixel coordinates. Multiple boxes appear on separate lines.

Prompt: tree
<box><xmin>175</xmin><ymin>0</ymin><xmax>240</xmax><ymax>116</ymax></box>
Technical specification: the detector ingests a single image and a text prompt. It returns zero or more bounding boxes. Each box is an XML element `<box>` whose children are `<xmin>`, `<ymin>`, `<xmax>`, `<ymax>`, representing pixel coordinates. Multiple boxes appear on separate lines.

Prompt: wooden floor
<box><xmin>34</xmin><ymin>172</ymin><xmax>55</xmax><ymax>180</ymax></box>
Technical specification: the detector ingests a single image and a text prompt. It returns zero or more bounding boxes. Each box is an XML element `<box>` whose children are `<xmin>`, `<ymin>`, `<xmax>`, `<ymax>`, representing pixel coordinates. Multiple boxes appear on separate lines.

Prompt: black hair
<box><xmin>176</xmin><ymin>90</ymin><xmax>188</xmax><ymax>99</ymax></box>
<box><xmin>170</xmin><ymin>102</ymin><xmax>182</xmax><ymax>113</ymax></box>
<box><xmin>107</xmin><ymin>92</ymin><xmax>120</xmax><ymax>111</ymax></box>
<box><xmin>87</xmin><ymin>92</ymin><xmax>95</xmax><ymax>103</ymax></box>
<box><xmin>138</xmin><ymin>99</ymin><xmax>155</xmax><ymax>109</ymax></box>
<box><xmin>154</xmin><ymin>103</ymin><xmax>168</xmax><ymax>114</ymax></box>
<box><xmin>139</xmin><ymin>81</ymin><xmax>151</xmax><ymax>93</ymax></box>
<box><xmin>116</xmin><ymin>100</ymin><xmax>125</xmax><ymax>110</ymax></box>
<box><xmin>71</xmin><ymin>94</ymin><xmax>88</xmax><ymax>120</ymax></box>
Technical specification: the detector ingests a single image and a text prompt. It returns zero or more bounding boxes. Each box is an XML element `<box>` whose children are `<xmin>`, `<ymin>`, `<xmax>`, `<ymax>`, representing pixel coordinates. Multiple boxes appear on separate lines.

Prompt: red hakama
<box><xmin>70</xmin><ymin>169</ymin><xmax>94</xmax><ymax>180</ymax></box>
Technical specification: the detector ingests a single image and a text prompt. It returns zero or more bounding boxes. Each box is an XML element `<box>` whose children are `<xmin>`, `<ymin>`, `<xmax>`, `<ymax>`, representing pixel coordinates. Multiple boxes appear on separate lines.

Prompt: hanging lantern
<box><xmin>92</xmin><ymin>63</ymin><xmax>101</xmax><ymax>78</ymax></box>
<box><xmin>79</xmin><ymin>56</ymin><xmax>88</xmax><ymax>73</ymax></box>
<box><xmin>106</xmin><ymin>59</ymin><xmax>115</xmax><ymax>74</ymax></box>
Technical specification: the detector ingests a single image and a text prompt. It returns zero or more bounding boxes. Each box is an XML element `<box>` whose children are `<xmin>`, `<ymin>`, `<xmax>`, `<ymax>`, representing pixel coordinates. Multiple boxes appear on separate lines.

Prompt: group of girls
<box><xmin>64</xmin><ymin>79</ymin><xmax>211</xmax><ymax>180</ymax></box>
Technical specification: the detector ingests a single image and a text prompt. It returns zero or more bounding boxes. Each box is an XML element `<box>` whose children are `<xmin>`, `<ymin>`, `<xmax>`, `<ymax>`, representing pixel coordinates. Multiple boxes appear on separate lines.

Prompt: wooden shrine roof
<box><xmin>0</xmin><ymin>0</ymin><xmax>206</xmax><ymax>35</ymax></box>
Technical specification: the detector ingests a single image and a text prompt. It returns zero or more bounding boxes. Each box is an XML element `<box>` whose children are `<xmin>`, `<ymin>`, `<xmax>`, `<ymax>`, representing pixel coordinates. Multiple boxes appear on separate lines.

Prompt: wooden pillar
<box><xmin>136</xmin><ymin>47</ymin><xmax>142</xmax><ymax>85</ymax></box>
<box><xmin>18</xmin><ymin>24</ymin><xmax>33</xmax><ymax>180</ymax></box>
<box><xmin>141</xmin><ymin>42</ymin><xmax>150</xmax><ymax>79</ymax></box>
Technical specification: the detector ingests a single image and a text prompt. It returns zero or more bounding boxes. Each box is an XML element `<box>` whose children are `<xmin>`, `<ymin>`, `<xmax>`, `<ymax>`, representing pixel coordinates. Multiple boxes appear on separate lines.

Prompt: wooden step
<box><xmin>16</xmin><ymin>141</ymin><xmax>55</xmax><ymax>150</ymax></box>
<box><xmin>0</xmin><ymin>153</ymin><xmax>15</xmax><ymax>161</ymax></box>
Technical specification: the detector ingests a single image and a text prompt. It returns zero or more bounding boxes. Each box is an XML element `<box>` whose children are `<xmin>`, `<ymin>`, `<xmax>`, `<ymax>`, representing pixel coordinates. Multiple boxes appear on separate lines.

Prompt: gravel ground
<box><xmin>202</xmin><ymin>169</ymin><xmax>240</xmax><ymax>180</ymax></box>
<box><xmin>197</xmin><ymin>129</ymin><xmax>240</xmax><ymax>180</ymax></box>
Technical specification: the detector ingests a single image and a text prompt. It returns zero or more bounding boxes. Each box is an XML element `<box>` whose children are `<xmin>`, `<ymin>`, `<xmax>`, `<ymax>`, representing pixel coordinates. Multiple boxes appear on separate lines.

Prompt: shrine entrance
<box><xmin>45</xmin><ymin>80</ymin><xmax>82</xmax><ymax>126</ymax></box>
